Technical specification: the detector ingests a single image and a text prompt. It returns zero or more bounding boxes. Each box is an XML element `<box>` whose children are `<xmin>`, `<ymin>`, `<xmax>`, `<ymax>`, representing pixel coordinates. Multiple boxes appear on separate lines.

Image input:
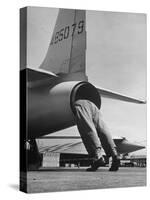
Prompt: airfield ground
<box><xmin>26</xmin><ymin>167</ymin><xmax>146</xmax><ymax>193</ymax></box>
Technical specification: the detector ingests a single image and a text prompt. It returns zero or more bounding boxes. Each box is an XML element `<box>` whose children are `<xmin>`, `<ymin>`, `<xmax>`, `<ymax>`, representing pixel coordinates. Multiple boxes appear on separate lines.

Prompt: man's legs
<box><xmin>74</xmin><ymin>100</ymin><xmax>119</xmax><ymax>171</ymax></box>
<box><xmin>75</xmin><ymin>105</ymin><xmax>101</xmax><ymax>159</ymax></box>
<box><xmin>95</xmin><ymin>112</ymin><xmax>120</xmax><ymax>171</ymax></box>
<box><xmin>75</xmin><ymin>105</ymin><xmax>106</xmax><ymax>171</ymax></box>
<box><xmin>74</xmin><ymin>104</ymin><xmax>103</xmax><ymax>161</ymax></box>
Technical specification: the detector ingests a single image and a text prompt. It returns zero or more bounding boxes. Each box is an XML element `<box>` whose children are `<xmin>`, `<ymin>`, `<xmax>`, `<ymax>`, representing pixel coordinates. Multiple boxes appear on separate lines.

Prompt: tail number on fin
<box><xmin>50</xmin><ymin>20</ymin><xmax>84</xmax><ymax>45</ymax></box>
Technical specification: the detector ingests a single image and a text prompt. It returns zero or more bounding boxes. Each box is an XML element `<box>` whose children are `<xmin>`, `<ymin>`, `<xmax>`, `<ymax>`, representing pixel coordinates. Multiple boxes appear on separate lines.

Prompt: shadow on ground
<box><xmin>9</xmin><ymin>184</ymin><xmax>19</xmax><ymax>191</ymax></box>
<box><xmin>31</xmin><ymin>167</ymin><xmax>108</xmax><ymax>172</ymax></box>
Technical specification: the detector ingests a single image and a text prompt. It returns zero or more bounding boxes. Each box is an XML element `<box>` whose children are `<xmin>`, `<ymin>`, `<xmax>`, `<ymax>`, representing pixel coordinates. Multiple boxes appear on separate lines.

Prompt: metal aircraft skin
<box><xmin>23</xmin><ymin>8</ymin><xmax>146</xmax><ymax>155</ymax></box>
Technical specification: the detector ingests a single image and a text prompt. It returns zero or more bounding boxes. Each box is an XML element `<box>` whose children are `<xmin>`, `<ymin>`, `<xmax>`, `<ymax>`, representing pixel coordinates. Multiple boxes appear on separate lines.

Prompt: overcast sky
<box><xmin>27</xmin><ymin>7</ymin><xmax>147</xmax><ymax>154</ymax></box>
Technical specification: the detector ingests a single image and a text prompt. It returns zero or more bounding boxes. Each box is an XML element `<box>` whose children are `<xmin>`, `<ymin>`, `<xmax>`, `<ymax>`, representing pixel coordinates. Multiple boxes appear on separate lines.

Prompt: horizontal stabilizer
<box><xmin>27</xmin><ymin>67</ymin><xmax>58</xmax><ymax>88</ymax></box>
<box><xmin>96</xmin><ymin>86</ymin><xmax>146</xmax><ymax>104</ymax></box>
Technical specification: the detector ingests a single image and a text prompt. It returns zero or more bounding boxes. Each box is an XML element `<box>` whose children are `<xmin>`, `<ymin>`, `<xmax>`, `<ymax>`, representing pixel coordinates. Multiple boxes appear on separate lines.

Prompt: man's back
<box><xmin>74</xmin><ymin>99</ymin><xmax>99</xmax><ymax>120</ymax></box>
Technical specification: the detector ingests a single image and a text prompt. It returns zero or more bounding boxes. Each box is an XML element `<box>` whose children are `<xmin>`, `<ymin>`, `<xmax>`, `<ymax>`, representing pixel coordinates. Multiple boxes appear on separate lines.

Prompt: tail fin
<box><xmin>40</xmin><ymin>9</ymin><xmax>86</xmax><ymax>75</ymax></box>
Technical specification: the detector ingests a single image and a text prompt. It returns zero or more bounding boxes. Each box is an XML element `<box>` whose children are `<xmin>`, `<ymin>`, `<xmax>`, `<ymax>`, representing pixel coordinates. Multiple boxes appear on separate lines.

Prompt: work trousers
<box><xmin>74</xmin><ymin>100</ymin><xmax>117</xmax><ymax>159</ymax></box>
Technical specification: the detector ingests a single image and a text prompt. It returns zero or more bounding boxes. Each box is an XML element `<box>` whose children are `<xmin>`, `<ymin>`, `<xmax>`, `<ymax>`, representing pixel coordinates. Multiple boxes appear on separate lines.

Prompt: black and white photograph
<box><xmin>20</xmin><ymin>6</ymin><xmax>147</xmax><ymax>193</ymax></box>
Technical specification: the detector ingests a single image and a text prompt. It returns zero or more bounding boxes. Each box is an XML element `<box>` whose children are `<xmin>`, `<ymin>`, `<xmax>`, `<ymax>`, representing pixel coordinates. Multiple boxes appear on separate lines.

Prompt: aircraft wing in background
<box><xmin>37</xmin><ymin>136</ymin><xmax>145</xmax><ymax>155</ymax></box>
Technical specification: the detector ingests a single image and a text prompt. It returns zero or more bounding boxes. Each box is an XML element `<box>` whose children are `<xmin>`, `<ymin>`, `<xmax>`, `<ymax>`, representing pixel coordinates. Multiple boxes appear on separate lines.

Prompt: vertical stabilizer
<box><xmin>40</xmin><ymin>9</ymin><xmax>86</xmax><ymax>75</ymax></box>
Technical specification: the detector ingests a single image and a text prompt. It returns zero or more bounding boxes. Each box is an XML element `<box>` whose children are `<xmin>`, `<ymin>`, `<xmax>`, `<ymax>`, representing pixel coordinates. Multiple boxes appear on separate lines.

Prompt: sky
<box><xmin>27</xmin><ymin>7</ymin><xmax>147</xmax><ymax>154</ymax></box>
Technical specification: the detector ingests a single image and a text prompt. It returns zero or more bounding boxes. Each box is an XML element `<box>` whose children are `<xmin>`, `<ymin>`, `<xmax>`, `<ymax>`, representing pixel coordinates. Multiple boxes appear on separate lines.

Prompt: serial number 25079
<box><xmin>50</xmin><ymin>20</ymin><xmax>84</xmax><ymax>45</ymax></box>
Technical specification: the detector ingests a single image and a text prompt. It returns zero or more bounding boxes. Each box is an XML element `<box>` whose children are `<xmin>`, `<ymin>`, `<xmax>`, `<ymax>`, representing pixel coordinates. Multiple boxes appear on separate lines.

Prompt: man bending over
<box><xmin>73</xmin><ymin>99</ymin><xmax>120</xmax><ymax>171</ymax></box>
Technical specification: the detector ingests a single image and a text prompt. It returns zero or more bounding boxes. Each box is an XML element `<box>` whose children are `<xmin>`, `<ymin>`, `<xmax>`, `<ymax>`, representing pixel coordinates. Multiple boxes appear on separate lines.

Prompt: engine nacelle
<box><xmin>28</xmin><ymin>81</ymin><xmax>101</xmax><ymax>138</ymax></box>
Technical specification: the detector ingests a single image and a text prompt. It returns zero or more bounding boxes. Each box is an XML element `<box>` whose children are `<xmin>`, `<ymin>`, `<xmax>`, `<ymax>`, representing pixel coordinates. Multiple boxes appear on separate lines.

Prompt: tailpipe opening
<box><xmin>70</xmin><ymin>82</ymin><xmax>101</xmax><ymax>114</ymax></box>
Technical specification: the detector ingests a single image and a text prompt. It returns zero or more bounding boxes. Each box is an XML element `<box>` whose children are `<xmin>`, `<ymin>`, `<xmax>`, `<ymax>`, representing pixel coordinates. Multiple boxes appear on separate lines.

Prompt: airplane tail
<box><xmin>40</xmin><ymin>9</ymin><xmax>86</xmax><ymax>75</ymax></box>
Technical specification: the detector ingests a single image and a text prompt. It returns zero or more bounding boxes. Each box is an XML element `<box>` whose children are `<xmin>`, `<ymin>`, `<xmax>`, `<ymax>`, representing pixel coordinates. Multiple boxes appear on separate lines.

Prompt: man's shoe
<box><xmin>86</xmin><ymin>157</ymin><xmax>105</xmax><ymax>171</ymax></box>
<box><xmin>109</xmin><ymin>155</ymin><xmax>120</xmax><ymax>171</ymax></box>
